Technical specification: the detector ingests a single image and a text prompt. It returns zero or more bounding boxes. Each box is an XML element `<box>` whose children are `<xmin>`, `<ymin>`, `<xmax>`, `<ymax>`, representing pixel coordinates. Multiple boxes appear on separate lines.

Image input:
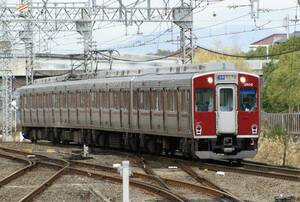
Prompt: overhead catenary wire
<box><xmin>195</xmin><ymin>45</ymin><xmax>300</xmax><ymax>59</ymax></box>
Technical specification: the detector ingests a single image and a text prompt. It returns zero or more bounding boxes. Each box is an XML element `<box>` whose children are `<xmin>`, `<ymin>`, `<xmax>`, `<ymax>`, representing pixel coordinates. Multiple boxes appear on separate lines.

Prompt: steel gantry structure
<box><xmin>0</xmin><ymin>0</ymin><xmax>223</xmax><ymax>76</ymax></box>
<box><xmin>0</xmin><ymin>0</ymin><xmax>14</xmax><ymax>142</ymax></box>
<box><xmin>0</xmin><ymin>0</ymin><xmax>222</xmax><ymax>142</ymax></box>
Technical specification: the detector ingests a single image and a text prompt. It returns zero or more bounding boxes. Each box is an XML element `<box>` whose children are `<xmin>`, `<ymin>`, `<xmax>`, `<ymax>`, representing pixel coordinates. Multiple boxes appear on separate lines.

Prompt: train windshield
<box><xmin>240</xmin><ymin>88</ymin><xmax>257</xmax><ymax>112</ymax></box>
<box><xmin>195</xmin><ymin>89</ymin><xmax>214</xmax><ymax>112</ymax></box>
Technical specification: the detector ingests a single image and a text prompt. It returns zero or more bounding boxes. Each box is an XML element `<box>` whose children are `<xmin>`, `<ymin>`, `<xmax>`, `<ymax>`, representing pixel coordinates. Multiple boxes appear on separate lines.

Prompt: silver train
<box><xmin>18</xmin><ymin>64</ymin><xmax>260</xmax><ymax>159</ymax></box>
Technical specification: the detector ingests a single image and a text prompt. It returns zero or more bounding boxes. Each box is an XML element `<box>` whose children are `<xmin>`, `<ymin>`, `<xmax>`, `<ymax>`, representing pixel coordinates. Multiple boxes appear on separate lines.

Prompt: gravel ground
<box><xmin>195</xmin><ymin>167</ymin><xmax>300</xmax><ymax>202</ymax></box>
<box><xmin>35</xmin><ymin>174</ymin><xmax>165</xmax><ymax>202</ymax></box>
<box><xmin>1</xmin><ymin>142</ymin><xmax>299</xmax><ymax>202</ymax></box>
<box><xmin>0</xmin><ymin>165</ymin><xmax>57</xmax><ymax>201</ymax></box>
<box><xmin>0</xmin><ymin>158</ymin><xmax>25</xmax><ymax>179</ymax></box>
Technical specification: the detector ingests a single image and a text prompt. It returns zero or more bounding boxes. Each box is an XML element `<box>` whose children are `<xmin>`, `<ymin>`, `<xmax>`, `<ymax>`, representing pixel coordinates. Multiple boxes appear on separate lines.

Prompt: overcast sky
<box><xmin>5</xmin><ymin>0</ymin><xmax>300</xmax><ymax>55</ymax></box>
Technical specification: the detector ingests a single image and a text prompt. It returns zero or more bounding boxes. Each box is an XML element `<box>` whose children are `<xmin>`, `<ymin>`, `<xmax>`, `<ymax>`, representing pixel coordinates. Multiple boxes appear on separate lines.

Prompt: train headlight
<box><xmin>196</xmin><ymin>123</ymin><xmax>202</xmax><ymax>136</ymax></box>
<box><xmin>240</xmin><ymin>76</ymin><xmax>246</xmax><ymax>83</ymax></box>
<box><xmin>207</xmin><ymin>77</ymin><xmax>213</xmax><ymax>84</ymax></box>
<box><xmin>251</xmin><ymin>124</ymin><xmax>258</xmax><ymax>135</ymax></box>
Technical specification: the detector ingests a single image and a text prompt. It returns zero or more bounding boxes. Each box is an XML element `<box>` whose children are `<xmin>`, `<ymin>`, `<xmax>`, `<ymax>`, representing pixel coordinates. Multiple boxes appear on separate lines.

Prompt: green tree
<box><xmin>262</xmin><ymin>52</ymin><xmax>300</xmax><ymax>112</ymax></box>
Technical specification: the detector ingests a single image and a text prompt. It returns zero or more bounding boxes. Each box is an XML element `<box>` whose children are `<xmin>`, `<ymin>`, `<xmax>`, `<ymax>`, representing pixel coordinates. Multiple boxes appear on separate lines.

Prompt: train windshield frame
<box><xmin>239</xmin><ymin>88</ymin><xmax>257</xmax><ymax>112</ymax></box>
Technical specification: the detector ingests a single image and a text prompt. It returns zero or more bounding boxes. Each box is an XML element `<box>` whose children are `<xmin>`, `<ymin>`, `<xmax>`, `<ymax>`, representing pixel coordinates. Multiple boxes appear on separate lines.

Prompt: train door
<box><xmin>216</xmin><ymin>85</ymin><xmax>237</xmax><ymax>134</ymax></box>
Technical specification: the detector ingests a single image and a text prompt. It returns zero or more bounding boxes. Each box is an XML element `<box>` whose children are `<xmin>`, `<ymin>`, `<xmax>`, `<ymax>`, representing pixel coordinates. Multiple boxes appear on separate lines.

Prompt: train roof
<box><xmin>18</xmin><ymin>62</ymin><xmax>259</xmax><ymax>93</ymax></box>
<box><xmin>32</xmin><ymin>62</ymin><xmax>237</xmax><ymax>85</ymax></box>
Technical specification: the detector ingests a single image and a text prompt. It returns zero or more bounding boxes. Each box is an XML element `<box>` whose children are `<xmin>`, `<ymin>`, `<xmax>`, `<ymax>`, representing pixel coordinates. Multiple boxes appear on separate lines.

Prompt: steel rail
<box><xmin>0</xmin><ymin>146</ymin><xmax>69</xmax><ymax>202</ymax></box>
<box><xmin>137</xmin><ymin>156</ymin><xmax>173</xmax><ymax>190</ymax></box>
<box><xmin>18</xmin><ymin>159</ymin><xmax>69</xmax><ymax>202</ymax></box>
<box><xmin>0</xmin><ymin>151</ymin><xmax>36</xmax><ymax>187</ymax></box>
<box><xmin>68</xmin><ymin>167</ymin><xmax>185</xmax><ymax>202</ymax></box>
<box><xmin>198</xmin><ymin>163</ymin><xmax>300</xmax><ymax>182</ymax></box>
<box><xmin>38</xmin><ymin>161</ymin><xmax>186</xmax><ymax>202</ymax></box>
<box><xmin>69</xmin><ymin>160</ymin><xmax>240</xmax><ymax>201</ymax></box>
<box><xmin>241</xmin><ymin>160</ymin><xmax>300</xmax><ymax>176</ymax></box>
<box><xmin>0</xmin><ymin>146</ymin><xmax>185</xmax><ymax>202</ymax></box>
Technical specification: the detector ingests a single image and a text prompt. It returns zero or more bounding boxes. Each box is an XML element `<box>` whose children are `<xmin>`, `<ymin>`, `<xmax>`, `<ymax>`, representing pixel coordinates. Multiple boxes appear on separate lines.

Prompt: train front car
<box><xmin>193</xmin><ymin>71</ymin><xmax>260</xmax><ymax>159</ymax></box>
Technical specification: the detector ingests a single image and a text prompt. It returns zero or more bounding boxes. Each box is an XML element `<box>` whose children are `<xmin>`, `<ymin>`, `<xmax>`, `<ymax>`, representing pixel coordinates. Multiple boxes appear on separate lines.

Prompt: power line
<box><xmin>195</xmin><ymin>44</ymin><xmax>300</xmax><ymax>59</ymax></box>
<box><xmin>97</xmin><ymin>50</ymin><xmax>181</xmax><ymax>62</ymax></box>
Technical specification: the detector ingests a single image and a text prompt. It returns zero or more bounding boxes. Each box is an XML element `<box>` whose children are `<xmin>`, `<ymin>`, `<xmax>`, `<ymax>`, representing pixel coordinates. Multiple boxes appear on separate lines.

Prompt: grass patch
<box><xmin>254</xmin><ymin>136</ymin><xmax>300</xmax><ymax>167</ymax></box>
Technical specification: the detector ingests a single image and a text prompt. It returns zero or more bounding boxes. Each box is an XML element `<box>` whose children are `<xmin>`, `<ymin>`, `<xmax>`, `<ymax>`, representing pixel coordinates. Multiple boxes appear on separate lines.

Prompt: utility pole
<box><xmin>18</xmin><ymin>0</ymin><xmax>34</xmax><ymax>85</ymax></box>
<box><xmin>76</xmin><ymin>1</ymin><xmax>94</xmax><ymax>73</ymax></box>
<box><xmin>173</xmin><ymin>1</ymin><xmax>193</xmax><ymax>64</ymax></box>
<box><xmin>284</xmin><ymin>15</ymin><xmax>290</xmax><ymax>40</ymax></box>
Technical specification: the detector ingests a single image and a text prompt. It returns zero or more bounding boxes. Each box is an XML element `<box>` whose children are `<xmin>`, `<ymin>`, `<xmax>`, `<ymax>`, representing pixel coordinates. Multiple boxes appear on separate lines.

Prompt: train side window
<box><xmin>138</xmin><ymin>91</ymin><xmax>144</xmax><ymax>110</ymax></box>
<box><xmin>195</xmin><ymin>89</ymin><xmax>214</xmax><ymax>112</ymax></box>
<box><xmin>125</xmin><ymin>91</ymin><xmax>130</xmax><ymax>109</ymax></box>
<box><xmin>133</xmin><ymin>90</ymin><xmax>138</xmax><ymax>110</ymax></box>
<box><xmin>97</xmin><ymin>91</ymin><xmax>101</xmax><ymax>108</ymax></box>
<box><xmin>101</xmin><ymin>91</ymin><xmax>108</xmax><ymax>108</ymax></box>
<box><xmin>100</xmin><ymin>91</ymin><xmax>106</xmax><ymax>108</ymax></box>
<box><xmin>114</xmin><ymin>91</ymin><xmax>120</xmax><ymax>109</ymax></box>
<box><xmin>42</xmin><ymin>93</ymin><xmax>46</xmax><ymax>108</ymax></box>
<box><xmin>150</xmin><ymin>90</ymin><xmax>156</xmax><ymax>110</ymax></box>
<box><xmin>36</xmin><ymin>94</ymin><xmax>39</xmax><ymax>108</ymax></box>
<box><xmin>180</xmin><ymin>89</ymin><xmax>187</xmax><ymax>112</ymax></box>
<box><xmin>91</xmin><ymin>91</ymin><xmax>96</xmax><ymax>108</ymax></box>
<box><xmin>86</xmin><ymin>91</ymin><xmax>91</xmax><ymax>108</ymax></box>
<box><xmin>174</xmin><ymin>90</ymin><xmax>178</xmax><ymax>112</ymax></box>
<box><xmin>54</xmin><ymin>93</ymin><xmax>59</xmax><ymax>108</ymax></box>
<box><xmin>76</xmin><ymin>91</ymin><xmax>80</xmax><ymax>108</ymax></box>
<box><xmin>71</xmin><ymin>92</ymin><xmax>76</xmax><ymax>108</ymax></box>
<box><xmin>144</xmin><ymin>91</ymin><xmax>150</xmax><ymax>110</ymax></box>
<box><xmin>120</xmin><ymin>91</ymin><xmax>128</xmax><ymax>109</ymax></box>
<box><xmin>109</xmin><ymin>91</ymin><xmax>114</xmax><ymax>108</ymax></box>
<box><xmin>59</xmin><ymin>92</ymin><xmax>63</xmax><ymax>108</ymax></box>
<box><xmin>80</xmin><ymin>91</ymin><xmax>86</xmax><ymax>108</ymax></box>
<box><xmin>166</xmin><ymin>90</ymin><xmax>176</xmax><ymax>112</ymax></box>
<box><xmin>39</xmin><ymin>94</ymin><xmax>43</xmax><ymax>108</ymax></box>
<box><xmin>35</xmin><ymin>94</ymin><xmax>39</xmax><ymax>108</ymax></box>
<box><xmin>240</xmin><ymin>88</ymin><xmax>257</xmax><ymax>112</ymax></box>
<box><xmin>24</xmin><ymin>96</ymin><xmax>27</xmax><ymax>108</ymax></box>
<box><xmin>151</xmin><ymin>90</ymin><xmax>163</xmax><ymax>111</ymax></box>
<box><xmin>32</xmin><ymin>94</ymin><xmax>36</xmax><ymax>108</ymax></box>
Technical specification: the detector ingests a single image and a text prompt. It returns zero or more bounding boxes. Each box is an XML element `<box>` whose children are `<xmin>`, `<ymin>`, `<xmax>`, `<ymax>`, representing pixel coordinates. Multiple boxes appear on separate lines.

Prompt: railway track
<box><xmin>5</xmin><ymin>142</ymin><xmax>300</xmax><ymax>182</ymax></box>
<box><xmin>1</xmin><ymin>142</ymin><xmax>299</xmax><ymax>201</ymax></box>
<box><xmin>0</xmin><ymin>147</ymin><xmax>69</xmax><ymax>202</ymax></box>
<box><xmin>241</xmin><ymin>160</ymin><xmax>300</xmax><ymax>176</ymax></box>
<box><xmin>0</xmin><ymin>147</ymin><xmax>193</xmax><ymax>202</ymax></box>
<box><xmin>70</xmin><ymin>157</ymin><xmax>241</xmax><ymax>202</ymax></box>
<box><xmin>198</xmin><ymin>161</ymin><xmax>300</xmax><ymax>182</ymax></box>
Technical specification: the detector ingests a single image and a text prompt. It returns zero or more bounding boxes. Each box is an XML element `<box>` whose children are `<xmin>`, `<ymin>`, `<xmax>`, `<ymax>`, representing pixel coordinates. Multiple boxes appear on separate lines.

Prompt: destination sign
<box><xmin>216</xmin><ymin>74</ymin><xmax>237</xmax><ymax>83</ymax></box>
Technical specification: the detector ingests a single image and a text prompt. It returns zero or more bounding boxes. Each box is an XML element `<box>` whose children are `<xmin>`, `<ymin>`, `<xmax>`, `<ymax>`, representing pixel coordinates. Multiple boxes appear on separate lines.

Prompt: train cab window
<box><xmin>219</xmin><ymin>88</ymin><xmax>233</xmax><ymax>112</ymax></box>
<box><xmin>240</xmin><ymin>88</ymin><xmax>257</xmax><ymax>112</ymax></box>
<box><xmin>195</xmin><ymin>89</ymin><xmax>213</xmax><ymax>112</ymax></box>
